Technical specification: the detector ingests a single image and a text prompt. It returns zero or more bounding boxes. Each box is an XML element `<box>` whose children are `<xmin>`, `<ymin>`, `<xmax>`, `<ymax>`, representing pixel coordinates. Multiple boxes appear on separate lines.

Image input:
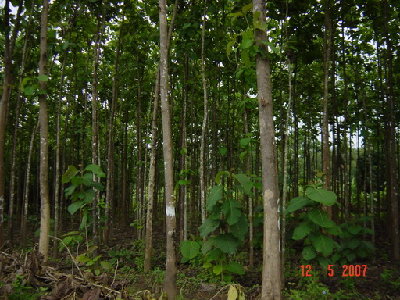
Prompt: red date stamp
<box><xmin>300</xmin><ymin>264</ymin><xmax>368</xmax><ymax>277</ymax></box>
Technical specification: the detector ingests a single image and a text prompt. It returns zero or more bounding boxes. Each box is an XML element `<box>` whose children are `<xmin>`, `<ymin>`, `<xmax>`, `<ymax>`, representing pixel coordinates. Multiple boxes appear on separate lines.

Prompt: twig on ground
<box><xmin>49</xmin><ymin>235</ymin><xmax>84</xmax><ymax>279</ymax></box>
<box><xmin>111</xmin><ymin>258</ymin><xmax>119</xmax><ymax>286</ymax></box>
<box><xmin>210</xmin><ymin>285</ymin><xmax>229</xmax><ymax>299</ymax></box>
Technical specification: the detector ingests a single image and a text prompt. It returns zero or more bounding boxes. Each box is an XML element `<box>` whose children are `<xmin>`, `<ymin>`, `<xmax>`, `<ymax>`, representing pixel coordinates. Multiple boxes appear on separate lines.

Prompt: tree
<box><xmin>38</xmin><ymin>0</ymin><xmax>50</xmax><ymax>261</ymax></box>
<box><xmin>159</xmin><ymin>0</ymin><xmax>177</xmax><ymax>298</ymax></box>
<box><xmin>253</xmin><ymin>0</ymin><xmax>281</xmax><ymax>298</ymax></box>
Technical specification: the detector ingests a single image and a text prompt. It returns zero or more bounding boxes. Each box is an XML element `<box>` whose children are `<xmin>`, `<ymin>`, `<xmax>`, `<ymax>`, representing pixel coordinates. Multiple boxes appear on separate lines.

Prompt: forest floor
<box><xmin>1</xmin><ymin>223</ymin><xmax>400</xmax><ymax>300</ymax></box>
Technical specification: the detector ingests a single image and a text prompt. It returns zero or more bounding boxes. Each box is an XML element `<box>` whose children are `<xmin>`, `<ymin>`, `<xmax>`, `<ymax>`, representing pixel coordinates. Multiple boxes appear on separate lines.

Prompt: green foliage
<box><xmin>180</xmin><ymin>172</ymin><xmax>253</xmax><ymax>281</ymax></box>
<box><xmin>287</xmin><ymin>186</ymin><xmax>374</xmax><ymax>266</ymax></box>
<box><xmin>62</xmin><ymin>164</ymin><xmax>105</xmax><ymax>235</ymax></box>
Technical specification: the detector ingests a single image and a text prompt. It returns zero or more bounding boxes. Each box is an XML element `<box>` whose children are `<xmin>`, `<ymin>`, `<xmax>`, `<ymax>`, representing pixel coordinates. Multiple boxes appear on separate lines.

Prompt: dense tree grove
<box><xmin>0</xmin><ymin>0</ymin><xmax>399</xmax><ymax>299</ymax></box>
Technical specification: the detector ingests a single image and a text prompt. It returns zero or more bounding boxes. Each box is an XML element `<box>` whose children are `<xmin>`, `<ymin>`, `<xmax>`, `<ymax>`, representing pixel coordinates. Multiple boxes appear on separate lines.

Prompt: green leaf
<box><xmin>76</xmin><ymin>254</ymin><xmax>90</xmax><ymax>263</ymax></box>
<box><xmin>213</xmin><ymin>234</ymin><xmax>239</xmax><ymax>254</ymax></box>
<box><xmin>62</xmin><ymin>165</ymin><xmax>79</xmax><ymax>184</ymax></box>
<box><xmin>240</xmin><ymin>137</ymin><xmax>251</xmax><ymax>148</ymax></box>
<box><xmin>233</xmin><ymin>173</ymin><xmax>253</xmax><ymax>196</ymax></box>
<box><xmin>202</xmin><ymin>239</ymin><xmax>213</xmax><ymax>254</ymax></box>
<box><xmin>199</xmin><ymin>219</ymin><xmax>220</xmax><ymax>238</ymax></box>
<box><xmin>222</xmin><ymin>199</ymin><xmax>242</xmax><ymax>225</ymax></box>
<box><xmin>325</xmin><ymin>225</ymin><xmax>342</xmax><ymax>235</ymax></box>
<box><xmin>68</xmin><ymin>201</ymin><xmax>84</xmax><ymax>215</ymax></box>
<box><xmin>79</xmin><ymin>211</ymin><xmax>88</xmax><ymax>230</ymax></box>
<box><xmin>310</xmin><ymin>234</ymin><xmax>335</xmax><ymax>257</ymax></box>
<box><xmin>305</xmin><ymin>187</ymin><xmax>337</xmax><ymax>206</ymax></box>
<box><xmin>215</xmin><ymin>170</ymin><xmax>230</xmax><ymax>184</ymax></box>
<box><xmin>85</xmin><ymin>164</ymin><xmax>106</xmax><ymax>177</ymax></box>
<box><xmin>307</xmin><ymin>209</ymin><xmax>336</xmax><ymax>228</ymax></box>
<box><xmin>286</xmin><ymin>196</ymin><xmax>313</xmax><ymax>213</ymax></box>
<box><xmin>302</xmin><ymin>246</ymin><xmax>316</xmax><ymax>260</ymax></box>
<box><xmin>213</xmin><ymin>265</ymin><xmax>223</xmax><ymax>275</ymax></box>
<box><xmin>230</xmin><ymin>214</ymin><xmax>248</xmax><ymax>242</ymax></box>
<box><xmin>225</xmin><ymin>261</ymin><xmax>245</xmax><ymax>275</ymax></box>
<box><xmin>37</xmin><ymin>74</ymin><xmax>49</xmax><ymax>81</ymax></box>
<box><xmin>347</xmin><ymin>240</ymin><xmax>360</xmax><ymax>249</ymax></box>
<box><xmin>23</xmin><ymin>85</ymin><xmax>35</xmax><ymax>96</ymax></box>
<box><xmin>219</xmin><ymin>147</ymin><xmax>228</xmax><ymax>156</ymax></box>
<box><xmin>100</xmin><ymin>261</ymin><xmax>113</xmax><ymax>271</ymax></box>
<box><xmin>292</xmin><ymin>222</ymin><xmax>312</xmax><ymax>240</ymax></box>
<box><xmin>180</xmin><ymin>241</ymin><xmax>200</xmax><ymax>261</ymax></box>
<box><xmin>241</xmin><ymin>3</ymin><xmax>252</xmax><ymax>13</ymax></box>
<box><xmin>348</xmin><ymin>224</ymin><xmax>363</xmax><ymax>235</ymax></box>
<box><xmin>207</xmin><ymin>185</ymin><xmax>223</xmax><ymax>211</ymax></box>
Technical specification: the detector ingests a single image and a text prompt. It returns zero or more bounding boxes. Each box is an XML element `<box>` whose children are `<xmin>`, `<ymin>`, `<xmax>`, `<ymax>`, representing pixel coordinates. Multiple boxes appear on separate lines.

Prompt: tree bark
<box><xmin>8</xmin><ymin>29</ymin><xmax>28</xmax><ymax>240</ymax></box>
<box><xmin>159</xmin><ymin>0</ymin><xmax>177</xmax><ymax>297</ymax></box>
<box><xmin>38</xmin><ymin>0</ymin><xmax>50</xmax><ymax>261</ymax></box>
<box><xmin>91</xmin><ymin>15</ymin><xmax>102</xmax><ymax>243</ymax></box>
<box><xmin>199</xmin><ymin>7</ymin><xmax>209</xmax><ymax>225</ymax></box>
<box><xmin>253</xmin><ymin>0</ymin><xmax>281</xmax><ymax>298</ymax></box>
<box><xmin>104</xmin><ymin>34</ymin><xmax>121</xmax><ymax>245</ymax></box>
<box><xmin>144</xmin><ymin>0</ymin><xmax>178</xmax><ymax>272</ymax></box>
<box><xmin>322</xmin><ymin>0</ymin><xmax>332</xmax><ymax>201</ymax></box>
<box><xmin>21</xmin><ymin>120</ymin><xmax>39</xmax><ymax>246</ymax></box>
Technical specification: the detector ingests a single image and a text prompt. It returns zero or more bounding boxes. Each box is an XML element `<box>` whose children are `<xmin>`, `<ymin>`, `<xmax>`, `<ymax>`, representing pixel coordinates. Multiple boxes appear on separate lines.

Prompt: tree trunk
<box><xmin>91</xmin><ymin>15</ymin><xmax>102</xmax><ymax>243</ymax></box>
<box><xmin>53</xmin><ymin>55</ymin><xmax>66</xmax><ymax>256</ymax></box>
<box><xmin>104</xmin><ymin>34</ymin><xmax>121</xmax><ymax>245</ymax></box>
<box><xmin>8</xmin><ymin>31</ymin><xmax>28</xmax><ymax>241</ymax></box>
<box><xmin>281</xmin><ymin>59</ymin><xmax>293</xmax><ymax>286</ymax></box>
<box><xmin>21</xmin><ymin>120</ymin><xmax>39</xmax><ymax>246</ymax></box>
<box><xmin>199</xmin><ymin>9</ymin><xmax>209</xmax><ymax>225</ymax></box>
<box><xmin>38</xmin><ymin>0</ymin><xmax>50</xmax><ymax>261</ymax></box>
<box><xmin>322</xmin><ymin>0</ymin><xmax>332</xmax><ymax>207</ymax></box>
<box><xmin>253</xmin><ymin>0</ymin><xmax>281</xmax><ymax>298</ymax></box>
<box><xmin>144</xmin><ymin>0</ymin><xmax>178</xmax><ymax>272</ymax></box>
<box><xmin>159</xmin><ymin>0</ymin><xmax>177</xmax><ymax>297</ymax></box>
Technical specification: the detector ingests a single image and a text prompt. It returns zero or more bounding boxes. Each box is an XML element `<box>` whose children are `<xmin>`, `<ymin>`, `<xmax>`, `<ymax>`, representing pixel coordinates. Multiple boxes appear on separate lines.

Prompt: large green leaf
<box><xmin>286</xmin><ymin>196</ymin><xmax>313</xmax><ymax>213</ymax></box>
<box><xmin>233</xmin><ymin>173</ymin><xmax>253</xmax><ymax>196</ymax></box>
<box><xmin>207</xmin><ymin>185</ymin><xmax>223</xmax><ymax>211</ymax></box>
<box><xmin>199</xmin><ymin>219</ymin><xmax>220</xmax><ymax>238</ymax></box>
<box><xmin>62</xmin><ymin>165</ymin><xmax>79</xmax><ymax>184</ymax></box>
<box><xmin>310</xmin><ymin>234</ymin><xmax>335</xmax><ymax>257</ymax></box>
<box><xmin>180</xmin><ymin>241</ymin><xmax>200</xmax><ymax>261</ymax></box>
<box><xmin>230</xmin><ymin>214</ymin><xmax>248</xmax><ymax>242</ymax></box>
<box><xmin>68</xmin><ymin>201</ymin><xmax>84</xmax><ymax>215</ymax></box>
<box><xmin>307</xmin><ymin>209</ymin><xmax>335</xmax><ymax>228</ymax></box>
<box><xmin>225</xmin><ymin>261</ymin><xmax>245</xmax><ymax>275</ymax></box>
<box><xmin>302</xmin><ymin>246</ymin><xmax>316</xmax><ymax>260</ymax></box>
<box><xmin>305</xmin><ymin>187</ymin><xmax>337</xmax><ymax>206</ymax></box>
<box><xmin>85</xmin><ymin>164</ymin><xmax>106</xmax><ymax>177</ymax></box>
<box><xmin>222</xmin><ymin>199</ymin><xmax>242</xmax><ymax>225</ymax></box>
<box><xmin>292</xmin><ymin>221</ymin><xmax>313</xmax><ymax>240</ymax></box>
<box><xmin>213</xmin><ymin>234</ymin><xmax>239</xmax><ymax>254</ymax></box>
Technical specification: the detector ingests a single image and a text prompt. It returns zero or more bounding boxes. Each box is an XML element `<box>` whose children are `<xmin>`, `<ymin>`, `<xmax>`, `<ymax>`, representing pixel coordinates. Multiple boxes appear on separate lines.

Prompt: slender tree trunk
<box><xmin>0</xmin><ymin>0</ymin><xmax>12</xmax><ymax>248</ymax></box>
<box><xmin>91</xmin><ymin>16</ymin><xmax>102</xmax><ymax>243</ymax></box>
<box><xmin>53</xmin><ymin>56</ymin><xmax>66</xmax><ymax>256</ymax></box>
<box><xmin>104</xmin><ymin>35</ymin><xmax>121</xmax><ymax>245</ymax></box>
<box><xmin>244</xmin><ymin>107</ymin><xmax>254</xmax><ymax>268</ymax></box>
<box><xmin>159</xmin><ymin>0</ymin><xmax>177</xmax><ymax>297</ymax></box>
<box><xmin>21</xmin><ymin>120</ymin><xmax>39</xmax><ymax>246</ymax></box>
<box><xmin>144</xmin><ymin>0</ymin><xmax>177</xmax><ymax>272</ymax></box>
<box><xmin>383</xmin><ymin>0</ymin><xmax>399</xmax><ymax>260</ymax></box>
<box><xmin>199</xmin><ymin>8</ymin><xmax>209</xmax><ymax>225</ymax></box>
<box><xmin>179</xmin><ymin>54</ymin><xmax>188</xmax><ymax>242</ymax></box>
<box><xmin>281</xmin><ymin>59</ymin><xmax>293</xmax><ymax>286</ymax></box>
<box><xmin>8</xmin><ymin>32</ymin><xmax>28</xmax><ymax>240</ymax></box>
<box><xmin>322</xmin><ymin>0</ymin><xmax>332</xmax><ymax>208</ymax></box>
<box><xmin>38</xmin><ymin>0</ymin><xmax>50</xmax><ymax>261</ymax></box>
<box><xmin>253</xmin><ymin>0</ymin><xmax>281</xmax><ymax>298</ymax></box>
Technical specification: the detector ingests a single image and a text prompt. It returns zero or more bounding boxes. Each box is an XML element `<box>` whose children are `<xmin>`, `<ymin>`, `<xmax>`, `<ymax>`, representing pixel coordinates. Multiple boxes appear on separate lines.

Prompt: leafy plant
<box><xmin>287</xmin><ymin>186</ymin><xmax>374</xmax><ymax>267</ymax></box>
<box><xmin>180</xmin><ymin>172</ymin><xmax>252</xmax><ymax>281</ymax></box>
<box><xmin>62</xmin><ymin>164</ymin><xmax>105</xmax><ymax>234</ymax></box>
